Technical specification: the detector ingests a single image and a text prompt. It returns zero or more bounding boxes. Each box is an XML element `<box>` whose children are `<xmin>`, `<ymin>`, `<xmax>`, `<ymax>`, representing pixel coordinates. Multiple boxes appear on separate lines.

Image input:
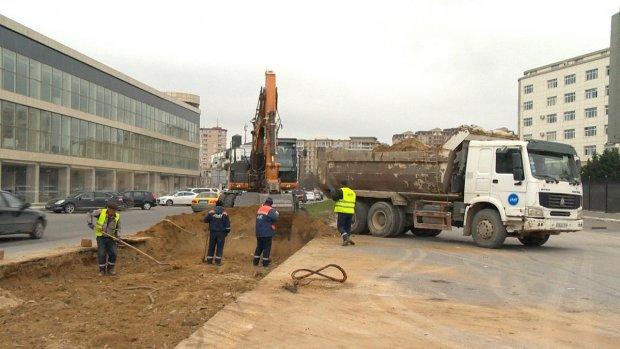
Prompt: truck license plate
<box><xmin>556</xmin><ymin>223</ymin><xmax>568</xmax><ymax>228</ymax></box>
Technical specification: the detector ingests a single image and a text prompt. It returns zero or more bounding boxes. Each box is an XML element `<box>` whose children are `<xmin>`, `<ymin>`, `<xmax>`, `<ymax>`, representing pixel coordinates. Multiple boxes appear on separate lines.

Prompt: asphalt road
<box><xmin>0</xmin><ymin>206</ymin><xmax>191</xmax><ymax>259</ymax></box>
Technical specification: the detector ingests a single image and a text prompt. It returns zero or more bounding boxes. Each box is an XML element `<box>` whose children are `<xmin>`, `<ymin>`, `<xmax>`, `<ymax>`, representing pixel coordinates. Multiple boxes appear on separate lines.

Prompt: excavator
<box><xmin>221</xmin><ymin>70</ymin><xmax>298</xmax><ymax>234</ymax></box>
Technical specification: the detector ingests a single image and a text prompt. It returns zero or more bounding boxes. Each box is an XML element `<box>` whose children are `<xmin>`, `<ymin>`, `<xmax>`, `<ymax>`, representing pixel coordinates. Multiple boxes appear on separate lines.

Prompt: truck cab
<box><xmin>463</xmin><ymin>139</ymin><xmax>583</xmax><ymax>247</ymax></box>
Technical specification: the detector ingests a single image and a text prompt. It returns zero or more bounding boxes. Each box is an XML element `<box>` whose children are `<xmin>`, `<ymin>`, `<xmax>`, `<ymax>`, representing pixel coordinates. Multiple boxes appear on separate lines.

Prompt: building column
<box><xmin>111</xmin><ymin>170</ymin><xmax>117</xmax><ymax>192</ymax></box>
<box><xmin>26</xmin><ymin>163</ymin><xmax>40</xmax><ymax>203</ymax></box>
<box><xmin>0</xmin><ymin>160</ymin><xmax>2</xmax><ymax>191</ymax></box>
<box><xmin>58</xmin><ymin>166</ymin><xmax>70</xmax><ymax>198</ymax></box>
<box><xmin>86</xmin><ymin>168</ymin><xmax>95</xmax><ymax>191</ymax></box>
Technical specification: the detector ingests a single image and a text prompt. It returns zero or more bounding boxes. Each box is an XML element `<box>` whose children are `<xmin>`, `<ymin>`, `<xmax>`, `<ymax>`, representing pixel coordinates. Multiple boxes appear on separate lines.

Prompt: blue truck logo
<box><xmin>508</xmin><ymin>193</ymin><xmax>519</xmax><ymax>206</ymax></box>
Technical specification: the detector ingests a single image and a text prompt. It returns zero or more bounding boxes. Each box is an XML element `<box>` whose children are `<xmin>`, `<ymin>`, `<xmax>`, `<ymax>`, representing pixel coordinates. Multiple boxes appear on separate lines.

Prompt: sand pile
<box><xmin>0</xmin><ymin>207</ymin><xmax>336</xmax><ymax>349</ymax></box>
<box><xmin>373</xmin><ymin>138</ymin><xmax>430</xmax><ymax>152</ymax></box>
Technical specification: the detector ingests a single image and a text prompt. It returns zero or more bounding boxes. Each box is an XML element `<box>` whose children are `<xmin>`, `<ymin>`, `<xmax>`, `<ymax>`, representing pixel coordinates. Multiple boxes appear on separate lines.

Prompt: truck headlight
<box><xmin>526</xmin><ymin>207</ymin><xmax>544</xmax><ymax>218</ymax></box>
<box><xmin>55</xmin><ymin>200</ymin><xmax>65</xmax><ymax>205</ymax></box>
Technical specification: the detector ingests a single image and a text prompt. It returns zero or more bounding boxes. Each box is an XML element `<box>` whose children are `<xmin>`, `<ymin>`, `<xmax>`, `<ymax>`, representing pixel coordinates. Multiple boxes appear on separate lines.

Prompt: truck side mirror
<box><xmin>512</xmin><ymin>152</ymin><xmax>525</xmax><ymax>181</ymax></box>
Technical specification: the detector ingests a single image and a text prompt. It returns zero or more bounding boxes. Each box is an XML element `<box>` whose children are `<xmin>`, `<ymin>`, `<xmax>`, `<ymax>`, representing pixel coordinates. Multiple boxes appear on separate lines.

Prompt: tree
<box><xmin>581</xmin><ymin>148</ymin><xmax>620</xmax><ymax>181</ymax></box>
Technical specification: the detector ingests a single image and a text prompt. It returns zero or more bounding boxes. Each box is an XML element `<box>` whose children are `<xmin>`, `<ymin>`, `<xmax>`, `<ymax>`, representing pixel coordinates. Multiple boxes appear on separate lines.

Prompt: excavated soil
<box><xmin>0</xmin><ymin>206</ymin><xmax>335</xmax><ymax>349</ymax></box>
<box><xmin>374</xmin><ymin>138</ymin><xmax>430</xmax><ymax>152</ymax></box>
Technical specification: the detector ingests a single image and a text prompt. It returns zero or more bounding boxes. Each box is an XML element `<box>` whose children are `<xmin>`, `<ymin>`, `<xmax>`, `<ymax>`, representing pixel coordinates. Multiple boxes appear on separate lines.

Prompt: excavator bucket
<box><xmin>227</xmin><ymin>192</ymin><xmax>296</xmax><ymax>238</ymax></box>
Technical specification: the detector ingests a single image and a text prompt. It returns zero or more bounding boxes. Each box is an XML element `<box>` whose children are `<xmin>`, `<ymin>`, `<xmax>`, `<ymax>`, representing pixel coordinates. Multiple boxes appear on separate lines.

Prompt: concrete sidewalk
<box><xmin>176</xmin><ymin>234</ymin><xmax>619</xmax><ymax>349</ymax></box>
<box><xmin>583</xmin><ymin>210</ymin><xmax>620</xmax><ymax>222</ymax></box>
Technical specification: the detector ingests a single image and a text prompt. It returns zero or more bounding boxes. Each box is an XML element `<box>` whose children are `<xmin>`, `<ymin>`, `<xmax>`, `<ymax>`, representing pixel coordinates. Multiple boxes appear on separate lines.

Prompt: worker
<box><xmin>203</xmin><ymin>199</ymin><xmax>231</xmax><ymax>265</ymax></box>
<box><xmin>254</xmin><ymin>197</ymin><xmax>279</xmax><ymax>267</ymax></box>
<box><xmin>87</xmin><ymin>203</ymin><xmax>121</xmax><ymax>276</ymax></box>
<box><xmin>331</xmin><ymin>179</ymin><xmax>356</xmax><ymax>246</ymax></box>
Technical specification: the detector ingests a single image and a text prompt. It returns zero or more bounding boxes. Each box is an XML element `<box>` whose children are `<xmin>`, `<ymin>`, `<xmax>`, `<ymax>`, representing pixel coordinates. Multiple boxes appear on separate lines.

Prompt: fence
<box><xmin>582</xmin><ymin>178</ymin><xmax>620</xmax><ymax>213</ymax></box>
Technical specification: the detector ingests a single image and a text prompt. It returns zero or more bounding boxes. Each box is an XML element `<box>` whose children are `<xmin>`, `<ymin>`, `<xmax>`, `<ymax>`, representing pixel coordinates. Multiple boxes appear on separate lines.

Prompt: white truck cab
<box><xmin>463</xmin><ymin>139</ymin><xmax>583</xmax><ymax>246</ymax></box>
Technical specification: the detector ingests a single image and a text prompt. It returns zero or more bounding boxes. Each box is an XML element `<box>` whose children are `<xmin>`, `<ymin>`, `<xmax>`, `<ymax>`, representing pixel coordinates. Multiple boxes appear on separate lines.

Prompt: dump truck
<box><xmin>318</xmin><ymin>131</ymin><xmax>584</xmax><ymax>248</ymax></box>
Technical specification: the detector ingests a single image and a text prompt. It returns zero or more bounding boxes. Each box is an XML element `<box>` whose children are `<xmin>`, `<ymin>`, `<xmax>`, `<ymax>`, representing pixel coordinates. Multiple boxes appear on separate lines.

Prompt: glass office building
<box><xmin>0</xmin><ymin>15</ymin><xmax>201</xmax><ymax>203</ymax></box>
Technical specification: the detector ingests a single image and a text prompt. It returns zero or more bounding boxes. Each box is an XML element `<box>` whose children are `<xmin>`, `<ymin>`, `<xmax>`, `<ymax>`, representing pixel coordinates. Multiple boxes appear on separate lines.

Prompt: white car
<box><xmin>158</xmin><ymin>191</ymin><xmax>197</xmax><ymax>206</ymax></box>
<box><xmin>305</xmin><ymin>191</ymin><xmax>316</xmax><ymax>201</ymax></box>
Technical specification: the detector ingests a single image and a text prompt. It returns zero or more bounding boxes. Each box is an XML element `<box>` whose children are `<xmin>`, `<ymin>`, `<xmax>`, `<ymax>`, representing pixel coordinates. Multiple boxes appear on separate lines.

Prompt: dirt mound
<box><xmin>374</xmin><ymin>138</ymin><xmax>430</xmax><ymax>152</ymax></box>
<box><xmin>0</xmin><ymin>207</ymin><xmax>336</xmax><ymax>348</ymax></box>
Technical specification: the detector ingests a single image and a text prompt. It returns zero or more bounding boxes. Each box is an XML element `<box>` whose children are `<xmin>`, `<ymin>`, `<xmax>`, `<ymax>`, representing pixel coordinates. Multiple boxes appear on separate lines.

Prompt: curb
<box><xmin>582</xmin><ymin>216</ymin><xmax>620</xmax><ymax>223</ymax></box>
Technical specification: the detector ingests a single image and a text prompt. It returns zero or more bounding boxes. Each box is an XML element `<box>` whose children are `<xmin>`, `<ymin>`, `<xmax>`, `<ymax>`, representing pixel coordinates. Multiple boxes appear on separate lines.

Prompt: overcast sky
<box><xmin>2</xmin><ymin>1</ymin><xmax>619</xmax><ymax>143</ymax></box>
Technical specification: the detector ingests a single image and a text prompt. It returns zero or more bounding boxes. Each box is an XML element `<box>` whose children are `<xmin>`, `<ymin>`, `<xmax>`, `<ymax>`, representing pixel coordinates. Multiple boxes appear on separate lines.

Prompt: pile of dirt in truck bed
<box><xmin>456</xmin><ymin>124</ymin><xmax>518</xmax><ymax>140</ymax></box>
<box><xmin>373</xmin><ymin>138</ymin><xmax>431</xmax><ymax>152</ymax></box>
<box><xmin>0</xmin><ymin>206</ymin><xmax>336</xmax><ymax>349</ymax></box>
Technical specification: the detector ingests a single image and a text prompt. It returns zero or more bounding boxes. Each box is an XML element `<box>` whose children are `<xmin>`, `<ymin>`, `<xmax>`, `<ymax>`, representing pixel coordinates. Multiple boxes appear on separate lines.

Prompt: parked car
<box><xmin>292</xmin><ymin>189</ymin><xmax>307</xmax><ymax>204</ymax></box>
<box><xmin>106</xmin><ymin>192</ymin><xmax>129</xmax><ymax>210</ymax></box>
<box><xmin>186</xmin><ymin>187</ymin><xmax>220</xmax><ymax>194</ymax></box>
<box><xmin>0</xmin><ymin>191</ymin><xmax>47</xmax><ymax>239</ymax></box>
<box><xmin>313</xmin><ymin>190</ymin><xmax>324</xmax><ymax>201</ymax></box>
<box><xmin>157</xmin><ymin>191</ymin><xmax>197</xmax><ymax>206</ymax></box>
<box><xmin>49</xmin><ymin>191</ymin><xmax>125</xmax><ymax>213</ymax></box>
<box><xmin>305</xmin><ymin>191</ymin><xmax>317</xmax><ymax>201</ymax></box>
<box><xmin>122</xmin><ymin>190</ymin><xmax>157</xmax><ymax>210</ymax></box>
<box><xmin>191</xmin><ymin>192</ymin><xmax>220</xmax><ymax>212</ymax></box>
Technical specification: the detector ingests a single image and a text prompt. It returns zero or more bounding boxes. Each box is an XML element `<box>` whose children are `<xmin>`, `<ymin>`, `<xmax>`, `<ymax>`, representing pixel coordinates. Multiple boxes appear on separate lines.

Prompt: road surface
<box><xmin>0</xmin><ymin>206</ymin><xmax>191</xmax><ymax>259</ymax></box>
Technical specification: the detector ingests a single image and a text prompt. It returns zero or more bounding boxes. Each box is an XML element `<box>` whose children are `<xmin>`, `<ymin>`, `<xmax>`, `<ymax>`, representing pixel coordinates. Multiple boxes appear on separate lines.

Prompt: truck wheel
<box><xmin>390</xmin><ymin>205</ymin><xmax>407</xmax><ymax>237</ymax></box>
<box><xmin>411</xmin><ymin>228</ymin><xmax>442</xmax><ymax>237</ymax></box>
<box><xmin>471</xmin><ymin>209</ymin><xmax>507</xmax><ymax>248</ymax></box>
<box><xmin>367</xmin><ymin>201</ymin><xmax>398</xmax><ymax>238</ymax></box>
<box><xmin>351</xmin><ymin>201</ymin><xmax>369</xmax><ymax>235</ymax></box>
<box><xmin>518</xmin><ymin>234</ymin><xmax>550</xmax><ymax>247</ymax></box>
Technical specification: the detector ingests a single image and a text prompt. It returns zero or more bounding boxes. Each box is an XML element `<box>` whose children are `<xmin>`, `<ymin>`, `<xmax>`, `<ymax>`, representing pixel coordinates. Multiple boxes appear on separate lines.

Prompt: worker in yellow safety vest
<box><xmin>331</xmin><ymin>180</ymin><xmax>356</xmax><ymax>246</ymax></box>
<box><xmin>87</xmin><ymin>203</ymin><xmax>121</xmax><ymax>276</ymax></box>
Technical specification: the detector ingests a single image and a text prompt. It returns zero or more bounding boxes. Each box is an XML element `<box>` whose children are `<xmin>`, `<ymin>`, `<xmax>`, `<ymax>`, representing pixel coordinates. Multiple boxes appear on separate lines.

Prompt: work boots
<box><xmin>107</xmin><ymin>265</ymin><xmax>117</xmax><ymax>276</ymax></box>
<box><xmin>342</xmin><ymin>234</ymin><xmax>355</xmax><ymax>246</ymax></box>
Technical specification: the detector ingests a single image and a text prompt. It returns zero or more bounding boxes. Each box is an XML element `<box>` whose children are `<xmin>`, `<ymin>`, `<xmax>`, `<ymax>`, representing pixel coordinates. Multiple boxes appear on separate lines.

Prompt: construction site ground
<box><xmin>1</xmin><ymin>205</ymin><xmax>619</xmax><ymax>348</ymax></box>
<box><xmin>179</xmin><ymin>223</ymin><xmax>620</xmax><ymax>348</ymax></box>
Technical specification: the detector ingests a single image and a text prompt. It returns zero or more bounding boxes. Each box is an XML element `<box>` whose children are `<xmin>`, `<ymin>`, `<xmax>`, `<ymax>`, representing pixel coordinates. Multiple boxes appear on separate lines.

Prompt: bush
<box><xmin>581</xmin><ymin>148</ymin><xmax>620</xmax><ymax>181</ymax></box>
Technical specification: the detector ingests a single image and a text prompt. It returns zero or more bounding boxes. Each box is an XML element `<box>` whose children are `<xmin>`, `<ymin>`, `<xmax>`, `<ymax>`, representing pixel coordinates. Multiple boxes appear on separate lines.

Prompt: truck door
<box><xmin>493</xmin><ymin>147</ymin><xmax>527</xmax><ymax>216</ymax></box>
<box><xmin>472</xmin><ymin>147</ymin><xmax>493</xmax><ymax>196</ymax></box>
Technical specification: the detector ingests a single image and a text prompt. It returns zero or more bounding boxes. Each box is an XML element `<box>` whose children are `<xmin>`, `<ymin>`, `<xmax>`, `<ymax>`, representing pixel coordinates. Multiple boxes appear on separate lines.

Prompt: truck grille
<box><xmin>539</xmin><ymin>193</ymin><xmax>581</xmax><ymax>210</ymax></box>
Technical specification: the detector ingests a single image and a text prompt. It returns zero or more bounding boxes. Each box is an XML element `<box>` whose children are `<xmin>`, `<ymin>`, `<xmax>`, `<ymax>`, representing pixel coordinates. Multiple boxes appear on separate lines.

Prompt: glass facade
<box><xmin>1</xmin><ymin>99</ymin><xmax>199</xmax><ymax>170</ymax></box>
<box><xmin>0</xmin><ymin>46</ymin><xmax>199</xmax><ymax>143</ymax></box>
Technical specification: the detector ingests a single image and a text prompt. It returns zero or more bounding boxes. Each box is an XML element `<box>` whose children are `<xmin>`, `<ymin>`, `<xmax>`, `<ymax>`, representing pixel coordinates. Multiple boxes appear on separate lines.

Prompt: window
<box><xmin>1</xmin><ymin>100</ymin><xmax>15</xmax><ymax>149</ymax></box>
<box><xmin>81</xmin><ymin>192</ymin><xmax>94</xmax><ymax>200</ymax></box>
<box><xmin>524</xmin><ymin>84</ymin><xmax>533</xmax><ymax>94</ymax></box>
<box><xmin>584</xmin><ymin>145</ymin><xmax>596</xmax><ymax>156</ymax></box>
<box><xmin>546</xmin><ymin>114</ymin><xmax>557</xmax><ymax>123</ymax></box>
<box><xmin>1</xmin><ymin>192</ymin><xmax>22</xmax><ymax>208</ymax></box>
<box><xmin>547</xmin><ymin>79</ymin><xmax>557</xmax><ymax>88</ymax></box>
<box><xmin>605</xmin><ymin>125</ymin><xmax>608</xmax><ymax>135</ymax></box>
<box><xmin>523</xmin><ymin>117</ymin><xmax>532</xmax><ymax>127</ymax></box>
<box><xmin>15</xmin><ymin>54</ymin><xmax>29</xmax><ymax>96</ymax></box>
<box><xmin>584</xmin><ymin>126</ymin><xmax>597</xmax><ymax>137</ymax></box>
<box><xmin>547</xmin><ymin>96</ymin><xmax>557</xmax><ymax>106</ymax></box>
<box><xmin>523</xmin><ymin>101</ymin><xmax>533</xmax><ymax>110</ymax></box>
<box><xmin>495</xmin><ymin>148</ymin><xmax>522</xmax><ymax>174</ymax></box>
<box><xmin>606</xmin><ymin>105</ymin><xmax>609</xmax><ymax>115</ymax></box>
<box><xmin>564</xmin><ymin>74</ymin><xmax>576</xmax><ymax>85</ymax></box>
<box><xmin>585</xmin><ymin>88</ymin><xmax>597</xmax><ymax>99</ymax></box>
<box><xmin>2</xmin><ymin>48</ymin><xmax>16</xmax><ymax>92</ymax></box>
<box><xmin>564</xmin><ymin>92</ymin><xmax>575</xmax><ymax>103</ymax></box>
<box><xmin>564</xmin><ymin>110</ymin><xmax>575</xmax><ymax>121</ymax></box>
<box><xmin>585</xmin><ymin>107</ymin><xmax>597</xmax><ymax>118</ymax></box>
<box><xmin>546</xmin><ymin>131</ymin><xmax>556</xmax><ymax>141</ymax></box>
<box><xmin>564</xmin><ymin>129</ymin><xmax>575</xmax><ymax>139</ymax></box>
<box><xmin>607</xmin><ymin>65</ymin><xmax>610</xmax><ymax>76</ymax></box>
<box><xmin>586</xmin><ymin>69</ymin><xmax>598</xmax><ymax>80</ymax></box>
<box><xmin>523</xmin><ymin>134</ymin><xmax>532</xmax><ymax>140</ymax></box>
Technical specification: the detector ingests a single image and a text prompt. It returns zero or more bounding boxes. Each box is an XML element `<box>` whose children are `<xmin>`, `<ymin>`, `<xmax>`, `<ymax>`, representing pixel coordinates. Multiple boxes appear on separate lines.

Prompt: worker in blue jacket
<box><xmin>203</xmin><ymin>200</ymin><xmax>231</xmax><ymax>265</ymax></box>
<box><xmin>254</xmin><ymin>197</ymin><xmax>279</xmax><ymax>267</ymax></box>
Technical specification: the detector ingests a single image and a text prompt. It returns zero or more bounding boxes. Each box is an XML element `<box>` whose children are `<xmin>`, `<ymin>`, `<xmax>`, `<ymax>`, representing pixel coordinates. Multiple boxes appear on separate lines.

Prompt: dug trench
<box><xmin>0</xmin><ymin>206</ymin><xmax>335</xmax><ymax>348</ymax></box>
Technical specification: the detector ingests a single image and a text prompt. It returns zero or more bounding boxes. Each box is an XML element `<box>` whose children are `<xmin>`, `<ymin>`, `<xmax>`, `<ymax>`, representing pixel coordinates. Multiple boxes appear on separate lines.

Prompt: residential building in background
<box><xmin>296</xmin><ymin>137</ymin><xmax>380</xmax><ymax>186</ymax></box>
<box><xmin>199</xmin><ymin>126</ymin><xmax>227</xmax><ymax>186</ymax></box>
<box><xmin>0</xmin><ymin>15</ymin><xmax>201</xmax><ymax>203</ymax></box>
<box><xmin>518</xmin><ymin>48</ymin><xmax>610</xmax><ymax>159</ymax></box>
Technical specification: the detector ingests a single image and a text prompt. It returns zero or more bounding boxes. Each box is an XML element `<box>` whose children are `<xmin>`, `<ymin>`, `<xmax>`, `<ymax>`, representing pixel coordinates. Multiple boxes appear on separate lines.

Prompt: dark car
<box><xmin>49</xmin><ymin>191</ymin><xmax>125</xmax><ymax>214</ymax></box>
<box><xmin>122</xmin><ymin>190</ymin><xmax>157</xmax><ymax>210</ymax></box>
<box><xmin>0</xmin><ymin>190</ymin><xmax>47</xmax><ymax>239</ymax></box>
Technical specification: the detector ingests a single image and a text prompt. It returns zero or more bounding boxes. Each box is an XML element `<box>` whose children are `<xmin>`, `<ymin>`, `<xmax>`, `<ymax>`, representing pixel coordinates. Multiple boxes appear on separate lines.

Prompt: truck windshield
<box><xmin>528</xmin><ymin>151</ymin><xmax>580</xmax><ymax>183</ymax></box>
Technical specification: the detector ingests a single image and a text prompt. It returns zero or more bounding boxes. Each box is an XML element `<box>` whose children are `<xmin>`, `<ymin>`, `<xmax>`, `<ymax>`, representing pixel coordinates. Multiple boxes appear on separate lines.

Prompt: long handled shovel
<box><xmin>100</xmin><ymin>231</ymin><xmax>171</xmax><ymax>266</ymax></box>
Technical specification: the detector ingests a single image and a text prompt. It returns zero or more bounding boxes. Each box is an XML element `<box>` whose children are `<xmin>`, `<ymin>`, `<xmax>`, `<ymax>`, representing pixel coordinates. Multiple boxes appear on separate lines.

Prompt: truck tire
<box><xmin>351</xmin><ymin>201</ymin><xmax>369</xmax><ymax>235</ymax></box>
<box><xmin>518</xmin><ymin>234</ymin><xmax>550</xmax><ymax>247</ymax></box>
<box><xmin>411</xmin><ymin>228</ymin><xmax>442</xmax><ymax>237</ymax></box>
<box><xmin>390</xmin><ymin>205</ymin><xmax>407</xmax><ymax>237</ymax></box>
<box><xmin>367</xmin><ymin>201</ymin><xmax>398</xmax><ymax>238</ymax></box>
<box><xmin>471</xmin><ymin>209</ymin><xmax>507</xmax><ymax>248</ymax></box>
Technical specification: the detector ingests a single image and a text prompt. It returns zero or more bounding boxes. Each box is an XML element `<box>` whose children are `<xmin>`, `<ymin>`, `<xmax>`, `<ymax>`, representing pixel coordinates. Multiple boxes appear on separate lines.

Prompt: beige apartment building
<box><xmin>0</xmin><ymin>15</ymin><xmax>201</xmax><ymax>203</ymax></box>
<box><xmin>199</xmin><ymin>126</ymin><xmax>227</xmax><ymax>184</ymax></box>
<box><xmin>296</xmin><ymin>136</ymin><xmax>380</xmax><ymax>178</ymax></box>
<box><xmin>518</xmin><ymin>49</ymin><xmax>610</xmax><ymax>159</ymax></box>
